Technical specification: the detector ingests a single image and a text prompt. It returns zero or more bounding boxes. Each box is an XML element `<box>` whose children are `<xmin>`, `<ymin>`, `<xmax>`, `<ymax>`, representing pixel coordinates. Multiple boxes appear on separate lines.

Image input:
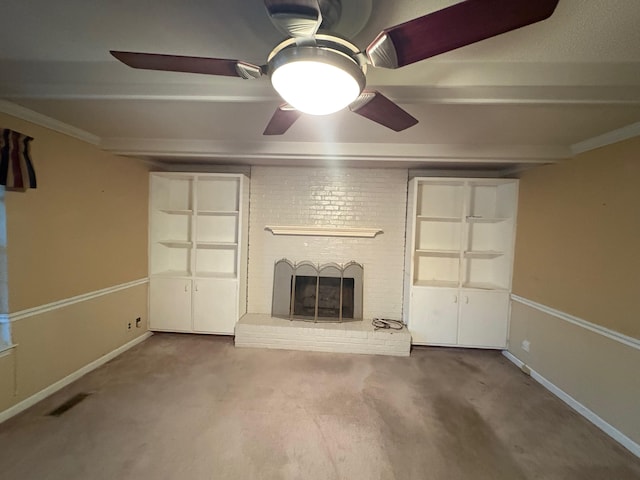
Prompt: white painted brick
<box><xmin>347</xmin><ymin>330</ymin><xmax>368</xmax><ymax>339</ymax></box>
<box><xmin>322</xmin><ymin>329</ymin><xmax>347</xmax><ymax>338</ymax></box>
<box><xmin>247</xmin><ymin>167</ymin><xmax>408</xmax><ymax>320</ymax></box>
<box><xmin>235</xmin><ymin>314</ymin><xmax>411</xmax><ymax>357</ymax></box>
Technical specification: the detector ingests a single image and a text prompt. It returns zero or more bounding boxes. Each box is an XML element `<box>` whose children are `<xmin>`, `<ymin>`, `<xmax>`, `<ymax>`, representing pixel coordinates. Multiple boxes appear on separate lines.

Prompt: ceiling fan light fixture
<box><xmin>269</xmin><ymin>46</ymin><xmax>365</xmax><ymax>116</ymax></box>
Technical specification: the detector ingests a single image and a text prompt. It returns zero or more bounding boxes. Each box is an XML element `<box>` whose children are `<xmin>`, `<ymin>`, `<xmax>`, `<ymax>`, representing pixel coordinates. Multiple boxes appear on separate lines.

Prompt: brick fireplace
<box><xmin>236</xmin><ymin>167</ymin><xmax>411</xmax><ymax>356</ymax></box>
<box><xmin>246</xmin><ymin>166</ymin><xmax>408</xmax><ymax>319</ymax></box>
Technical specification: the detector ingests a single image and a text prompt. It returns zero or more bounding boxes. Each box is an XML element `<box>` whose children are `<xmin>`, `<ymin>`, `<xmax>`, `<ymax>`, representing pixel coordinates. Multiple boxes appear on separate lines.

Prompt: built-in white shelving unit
<box><xmin>403</xmin><ymin>177</ymin><xmax>518</xmax><ymax>348</ymax></box>
<box><xmin>149</xmin><ymin>172</ymin><xmax>249</xmax><ymax>334</ymax></box>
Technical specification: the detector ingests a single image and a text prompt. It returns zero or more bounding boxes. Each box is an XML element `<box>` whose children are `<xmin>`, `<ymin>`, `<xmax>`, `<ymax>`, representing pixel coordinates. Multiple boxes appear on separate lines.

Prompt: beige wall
<box><xmin>509</xmin><ymin>301</ymin><xmax>640</xmax><ymax>445</ymax></box>
<box><xmin>513</xmin><ymin>136</ymin><xmax>640</xmax><ymax>338</ymax></box>
<box><xmin>1</xmin><ymin>113</ymin><xmax>149</xmax><ymax>311</ymax></box>
<box><xmin>510</xmin><ymin>136</ymin><xmax>640</xmax><ymax>448</ymax></box>
<box><xmin>0</xmin><ymin>111</ymin><xmax>150</xmax><ymax>416</ymax></box>
<box><xmin>0</xmin><ymin>284</ymin><xmax>148</xmax><ymax>413</ymax></box>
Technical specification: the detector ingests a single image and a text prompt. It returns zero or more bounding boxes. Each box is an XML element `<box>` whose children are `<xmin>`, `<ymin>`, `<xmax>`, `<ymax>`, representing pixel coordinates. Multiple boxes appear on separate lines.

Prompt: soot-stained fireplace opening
<box><xmin>293</xmin><ymin>276</ymin><xmax>354</xmax><ymax>319</ymax></box>
<box><xmin>272</xmin><ymin>259</ymin><xmax>363</xmax><ymax>322</ymax></box>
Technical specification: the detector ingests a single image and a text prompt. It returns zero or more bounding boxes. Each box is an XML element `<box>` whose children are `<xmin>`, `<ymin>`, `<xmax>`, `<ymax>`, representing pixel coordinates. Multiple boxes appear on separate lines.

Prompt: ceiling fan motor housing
<box><xmin>266</xmin><ymin>34</ymin><xmax>366</xmax><ymax>78</ymax></box>
<box><xmin>267</xmin><ymin>34</ymin><xmax>367</xmax><ymax>115</ymax></box>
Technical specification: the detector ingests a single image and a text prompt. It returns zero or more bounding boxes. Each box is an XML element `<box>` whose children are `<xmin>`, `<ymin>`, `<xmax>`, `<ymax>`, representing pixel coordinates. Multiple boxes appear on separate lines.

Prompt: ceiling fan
<box><xmin>110</xmin><ymin>0</ymin><xmax>560</xmax><ymax>135</ymax></box>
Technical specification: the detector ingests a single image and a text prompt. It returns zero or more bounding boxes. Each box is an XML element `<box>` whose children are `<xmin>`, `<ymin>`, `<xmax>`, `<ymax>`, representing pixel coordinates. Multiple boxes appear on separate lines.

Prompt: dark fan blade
<box><xmin>349</xmin><ymin>91</ymin><xmax>418</xmax><ymax>132</ymax></box>
<box><xmin>366</xmin><ymin>0</ymin><xmax>559</xmax><ymax>68</ymax></box>
<box><xmin>264</xmin><ymin>0</ymin><xmax>322</xmax><ymax>37</ymax></box>
<box><xmin>110</xmin><ymin>51</ymin><xmax>262</xmax><ymax>79</ymax></box>
<box><xmin>263</xmin><ymin>104</ymin><xmax>302</xmax><ymax>135</ymax></box>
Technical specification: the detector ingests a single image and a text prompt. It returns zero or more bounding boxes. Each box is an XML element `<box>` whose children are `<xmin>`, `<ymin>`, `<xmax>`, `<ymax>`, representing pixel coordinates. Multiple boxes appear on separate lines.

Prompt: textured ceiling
<box><xmin>1</xmin><ymin>0</ymin><xmax>639</xmax><ymax>171</ymax></box>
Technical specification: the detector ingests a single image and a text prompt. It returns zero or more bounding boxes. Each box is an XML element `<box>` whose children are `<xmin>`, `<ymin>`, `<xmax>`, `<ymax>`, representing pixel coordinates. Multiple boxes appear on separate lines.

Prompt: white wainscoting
<box><xmin>506</xmin><ymin>295</ymin><xmax>640</xmax><ymax>458</ymax></box>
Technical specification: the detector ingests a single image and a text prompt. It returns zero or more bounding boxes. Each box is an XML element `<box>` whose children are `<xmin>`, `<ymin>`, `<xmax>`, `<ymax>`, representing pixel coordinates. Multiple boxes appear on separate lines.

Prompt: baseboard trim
<box><xmin>10</xmin><ymin>278</ymin><xmax>149</xmax><ymax>323</ymax></box>
<box><xmin>511</xmin><ymin>294</ymin><xmax>639</xmax><ymax>351</ymax></box>
<box><xmin>0</xmin><ymin>332</ymin><xmax>153</xmax><ymax>424</ymax></box>
<box><xmin>502</xmin><ymin>350</ymin><xmax>640</xmax><ymax>459</ymax></box>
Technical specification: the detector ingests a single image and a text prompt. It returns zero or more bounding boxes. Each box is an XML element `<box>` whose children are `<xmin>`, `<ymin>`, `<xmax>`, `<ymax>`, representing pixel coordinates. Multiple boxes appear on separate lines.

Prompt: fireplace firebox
<box><xmin>272</xmin><ymin>259</ymin><xmax>363</xmax><ymax>322</ymax></box>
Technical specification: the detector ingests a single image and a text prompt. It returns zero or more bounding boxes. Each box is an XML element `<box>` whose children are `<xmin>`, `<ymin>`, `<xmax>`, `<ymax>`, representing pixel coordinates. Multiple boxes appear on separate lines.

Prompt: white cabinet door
<box><xmin>458</xmin><ymin>290</ymin><xmax>509</xmax><ymax>348</ymax></box>
<box><xmin>409</xmin><ymin>287</ymin><xmax>459</xmax><ymax>345</ymax></box>
<box><xmin>149</xmin><ymin>277</ymin><xmax>192</xmax><ymax>332</ymax></box>
<box><xmin>192</xmin><ymin>278</ymin><xmax>238</xmax><ymax>334</ymax></box>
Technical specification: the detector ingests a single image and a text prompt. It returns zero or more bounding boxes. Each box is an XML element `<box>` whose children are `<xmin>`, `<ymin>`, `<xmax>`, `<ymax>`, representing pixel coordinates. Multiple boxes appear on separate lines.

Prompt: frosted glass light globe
<box><xmin>271</xmin><ymin>60</ymin><xmax>362</xmax><ymax>115</ymax></box>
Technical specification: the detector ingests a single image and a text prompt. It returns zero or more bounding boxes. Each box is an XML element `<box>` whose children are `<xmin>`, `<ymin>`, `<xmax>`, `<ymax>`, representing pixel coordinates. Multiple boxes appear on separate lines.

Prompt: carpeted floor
<box><xmin>0</xmin><ymin>333</ymin><xmax>638</xmax><ymax>480</ymax></box>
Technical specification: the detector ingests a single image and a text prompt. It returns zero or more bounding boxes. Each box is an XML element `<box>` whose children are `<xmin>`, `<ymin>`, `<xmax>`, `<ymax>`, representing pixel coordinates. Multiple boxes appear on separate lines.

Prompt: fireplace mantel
<box><xmin>265</xmin><ymin>225</ymin><xmax>383</xmax><ymax>238</ymax></box>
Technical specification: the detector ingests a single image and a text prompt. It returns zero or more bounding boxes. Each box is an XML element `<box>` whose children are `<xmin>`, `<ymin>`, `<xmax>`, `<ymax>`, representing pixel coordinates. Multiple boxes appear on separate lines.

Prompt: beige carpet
<box><xmin>0</xmin><ymin>333</ymin><xmax>638</xmax><ymax>479</ymax></box>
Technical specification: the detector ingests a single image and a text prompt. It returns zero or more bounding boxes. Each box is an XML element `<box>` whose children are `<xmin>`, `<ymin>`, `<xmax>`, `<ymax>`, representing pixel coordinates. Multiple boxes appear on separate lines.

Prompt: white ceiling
<box><xmin>1</xmin><ymin>0</ymin><xmax>639</xmax><ymax>171</ymax></box>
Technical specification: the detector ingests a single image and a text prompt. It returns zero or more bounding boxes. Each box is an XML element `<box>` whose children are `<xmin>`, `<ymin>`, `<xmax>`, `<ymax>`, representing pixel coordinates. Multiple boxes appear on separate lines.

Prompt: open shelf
<box><xmin>405</xmin><ymin>177</ymin><xmax>518</xmax><ymax>348</ymax></box>
<box><xmin>152</xmin><ymin>270</ymin><xmax>191</xmax><ymax>278</ymax></box>
<box><xmin>463</xmin><ymin>255</ymin><xmax>511</xmax><ymax>290</ymax></box>
<box><xmin>193</xmin><ymin>271</ymin><xmax>237</xmax><ymax>279</ymax></box>
<box><xmin>462</xmin><ymin>281</ymin><xmax>509</xmax><ymax>291</ymax></box>
<box><xmin>150</xmin><ymin>241</ymin><xmax>192</xmax><ymax>276</ymax></box>
<box><xmin>416</xmin><ymin>219</ymin><xmax>462</xmax><ymax>251</ymax></box>
<box><xmin>464</xmin><ymin>250</ymin><xmax>504</xmax><ymax>259</ymax></box>
<box><xmin>466</xmin><ymin>219</ymin><xmax>511</xmax><ymax>254</ymax></box>
<box><xmin>152</xmin><ymin>175</ymin><xmax>193</xmax><ymax>211</ymax></box>
<box><xmin>414</xmin><ymin>279</ymin><xmax>459</xmax><ymax>288</ymax></box>
<box><xmin>196</xmin><ymin>214</ymin><xmax>238</xmax><ymax>244</ymax></box>
<box><xmin>195</xmin><ymin>244</ymin><xmax>237</xmax><ymax>277</ymax></box>
<box><xmin>408</xmin><ymin>177</ymin><xmax>517</xmax><ymax>294</ymax></box>
<box><xmin>197</xmin><ymin>210</ymin><xmax>239</xmax><ymax>216</ymax></box>
<box><xmin>197</xmin><ymin>177</ymin><xmax>240</xmax><ymax>212</ymax></box>
<box><xmin>150</xmin><ymin>173</ymin><xmax>246</xmax><ymax>281</ymax></box>
<box><xmin>414</xmin><ymin>254</ymin><xmax>460</xmax><ymax>285</ymax></box>
<box><xmin>468</xmin><ymin>181</ymin><xmax>518</xmax><ymax>219</ymax></box>
<box><xmin>158</xmin><ymin>240</ymin><xmax>192</xmax><ymax>248</ymax></box>
<box><xmin>151</xmin><ymin>209</ymin><xmax>191</xmax><ymax>246</ymax></box>
<box><xmin>466</xmin><ymin>216</ymin><xmax>510</xmax><ymax>223</ymax></box>
<box><xmin>416</xmin><ymin>182</ymin><xmax>465</xmax><ymax>218</ymax></box>
<box><xmin>149</xmin><ymin>172</ymin><xmax>248</xmax><ymax>336</ymax></box>
<box><xmin>417</xmin><ymin>215</ymin><xmax>462</xmax><ymax>222</ymax></box>
<box><xmin>416</xmin><ymin>249</ymin><xmax>460</xmax><ymax>257</ymax></box>
<box><xmin>196</xmin><ymin>242</ymin><xmax>238</xmax><ymax>248</ymax></box>
<box><xmin>159</xmin><ymin>209</ymin><xmax>192</xmax><ymax>215</ymax></box>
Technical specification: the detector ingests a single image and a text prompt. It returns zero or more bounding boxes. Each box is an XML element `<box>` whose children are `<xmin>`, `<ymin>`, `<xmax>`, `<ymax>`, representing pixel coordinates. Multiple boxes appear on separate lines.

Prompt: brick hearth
<box><xmin>235</xmin><ymin>314</ymin><xmax>411</xmax><ymax>357</ymax></box>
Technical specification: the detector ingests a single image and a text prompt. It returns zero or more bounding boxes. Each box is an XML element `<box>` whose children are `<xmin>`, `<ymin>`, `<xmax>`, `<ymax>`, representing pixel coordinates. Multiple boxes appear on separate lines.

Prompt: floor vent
<box><xmin>47</xmin><ymin>393</ymin><xmax>91</xmax><ymax>417</ymax></box>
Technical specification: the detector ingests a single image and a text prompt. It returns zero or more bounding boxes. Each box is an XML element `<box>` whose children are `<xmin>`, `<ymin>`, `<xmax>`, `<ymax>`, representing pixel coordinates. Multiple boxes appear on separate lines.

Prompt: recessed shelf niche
<box><xmin>404</xmin><ymin>177</ymin><xmax>518</xmax><ymax>349</ymax></box>
<box><xmin>149</xmin><ymin>172</ymin><xmax>249</xmax><ymax>335</ymax></box>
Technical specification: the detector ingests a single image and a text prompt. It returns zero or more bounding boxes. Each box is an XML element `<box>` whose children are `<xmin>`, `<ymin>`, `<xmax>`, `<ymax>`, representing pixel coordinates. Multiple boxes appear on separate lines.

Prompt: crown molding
<box><xmin>102</xmin><ymin>138</ymin><xmax>569</xmax><ymax>165</ymax></box>
<box><xmin>4</xmin><ymin>83</ymin><xmax>639</xmax><ymax>107</ymax></box>
<box><xmin>571</xmin><ymin>121</ymin><xmax>640</xmax><ymax>156</ymax></box>
<box><xmin>0</xmin><ymin>99</ymin><xmax>100</xmax><ymax>145</ymax></box>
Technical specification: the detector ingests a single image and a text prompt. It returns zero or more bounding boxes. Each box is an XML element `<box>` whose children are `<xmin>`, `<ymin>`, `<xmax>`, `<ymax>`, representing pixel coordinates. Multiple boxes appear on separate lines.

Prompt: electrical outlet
<box><xmin>135</xmin><ymin>317</ymin><xmax>141</xmax><ymax>328</ymax></box>
<box><xmin>521</xmin><ymin>339</ymin><xmax>530</xmax><ymax>352</ymax></box>
<box><xmin>127</xmin><ymin>321</ymin><xmax>132</xmax><ymax>331</ymax></box>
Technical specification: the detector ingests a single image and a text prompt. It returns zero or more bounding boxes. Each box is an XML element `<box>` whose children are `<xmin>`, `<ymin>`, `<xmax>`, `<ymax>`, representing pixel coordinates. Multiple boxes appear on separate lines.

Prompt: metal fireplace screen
<box><xmin>272</xmin><ymin>259</ymin><xmax>363</xmax><ymax>322</ymax></box>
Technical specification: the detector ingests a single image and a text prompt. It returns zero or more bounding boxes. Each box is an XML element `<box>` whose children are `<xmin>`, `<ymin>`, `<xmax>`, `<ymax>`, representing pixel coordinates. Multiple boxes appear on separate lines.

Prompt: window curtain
<box><xmin>0</xmin><ymin>128</ymin><xmax>37</xmax><ymax>191</ymax></box>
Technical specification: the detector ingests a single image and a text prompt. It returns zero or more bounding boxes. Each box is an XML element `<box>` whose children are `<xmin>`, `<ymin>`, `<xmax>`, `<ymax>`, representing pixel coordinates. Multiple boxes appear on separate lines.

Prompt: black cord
<box><xmin>372</xmin><ymin>318</ymin><xmax>405</xmax><ymax>331</ymax></box>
